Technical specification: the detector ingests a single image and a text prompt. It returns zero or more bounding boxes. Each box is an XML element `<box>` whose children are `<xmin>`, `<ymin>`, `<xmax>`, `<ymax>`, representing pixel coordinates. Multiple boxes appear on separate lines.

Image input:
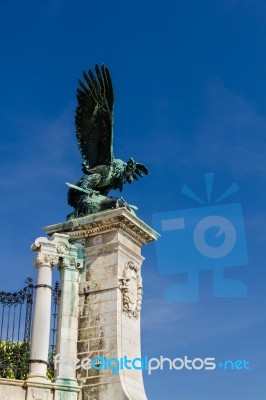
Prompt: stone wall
<box><xmin>0</xmin><ymin>378</ymin><xmax>26</xmax><ymax>400</ymax></box>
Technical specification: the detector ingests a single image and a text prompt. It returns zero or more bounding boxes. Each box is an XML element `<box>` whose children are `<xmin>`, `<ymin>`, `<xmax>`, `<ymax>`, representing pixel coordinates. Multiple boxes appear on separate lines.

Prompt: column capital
<box><xmin>32</xmin><ymin>233</ymin><xmax>83</xmax><ymax>269</ymax></box>
<box><xmin>31</xmin><ymin>236</ymin><xmax>58</xmax><ymax>267</ymax></box>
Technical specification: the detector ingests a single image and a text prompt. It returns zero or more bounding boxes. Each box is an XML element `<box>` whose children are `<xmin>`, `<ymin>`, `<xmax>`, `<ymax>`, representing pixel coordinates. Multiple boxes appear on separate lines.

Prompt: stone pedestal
<box><xmin>44</xmin><ymin>208</ymin><xmax>158</xmax><ymax>400</ymax></box>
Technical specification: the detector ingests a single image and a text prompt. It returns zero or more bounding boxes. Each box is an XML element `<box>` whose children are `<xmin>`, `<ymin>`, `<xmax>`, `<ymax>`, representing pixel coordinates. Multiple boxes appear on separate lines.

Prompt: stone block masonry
<box><xmin>44</xmin><ymin>208</ymin><xmax>159</xmax><ymax>400</ymax></box>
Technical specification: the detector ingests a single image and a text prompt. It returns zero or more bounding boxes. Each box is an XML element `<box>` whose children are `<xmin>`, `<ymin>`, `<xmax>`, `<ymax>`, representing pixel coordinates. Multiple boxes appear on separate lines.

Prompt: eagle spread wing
<box><xmin>75</xmin><ymin>64</ymin><xmax>114</xmax><ymax>171</ymax></box>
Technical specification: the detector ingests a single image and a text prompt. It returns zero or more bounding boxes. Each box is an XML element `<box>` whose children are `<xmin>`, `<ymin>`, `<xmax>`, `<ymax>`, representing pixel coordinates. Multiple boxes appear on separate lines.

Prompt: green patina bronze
<box><xmin>66</xmin><ymin>65</ymin><xmax>149</xmax><ymax>220</ymax></box>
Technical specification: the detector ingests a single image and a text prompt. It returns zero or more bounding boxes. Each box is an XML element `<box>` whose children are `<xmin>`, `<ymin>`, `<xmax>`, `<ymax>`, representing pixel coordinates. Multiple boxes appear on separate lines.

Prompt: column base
<box><xmin>25</xmin><ymin>378</ymin><xmax>81</xmax><ymax>400</ymax></box>
<box><xmin>27</xmin><ymin>373</ymin><xmax>51</xmax><ymax>383</ymax></box>
<box><xmin>54</xmin><ymin>379</ymin><xmax>81</xmax><ymax>400</ymax></box>
<box><xmin>25</xmin><ymin>379</ymin><xmax>53</xmax><ymax>400</ymax></box>
<box><xmin>55</xmin><ymin>376</ymin><xmax>79</xmax><ymax>387</ymax></box>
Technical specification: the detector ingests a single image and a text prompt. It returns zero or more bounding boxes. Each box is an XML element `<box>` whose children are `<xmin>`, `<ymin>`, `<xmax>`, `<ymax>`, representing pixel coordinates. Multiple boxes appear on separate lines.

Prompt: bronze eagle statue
<box><xmin>66</xmin><ymin>64</ymin><xmax>149</xmax><ymax>220</ymax></box>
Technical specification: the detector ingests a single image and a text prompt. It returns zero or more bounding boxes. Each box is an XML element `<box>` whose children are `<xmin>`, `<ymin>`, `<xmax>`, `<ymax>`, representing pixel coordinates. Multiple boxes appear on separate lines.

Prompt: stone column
<box><xmin>29</xmin><ymin>236</ymin><xmax>59</xmax><ymax>381</ymax></box>
<box><xmin>53</xmin><ymin>236</ymin><xmax>83</xmax><ymax>400</ymax></box>
<box><xmin>44</xmin><ymin>208</ymin><xmax>159</xmax><ymax>400</ymax></box>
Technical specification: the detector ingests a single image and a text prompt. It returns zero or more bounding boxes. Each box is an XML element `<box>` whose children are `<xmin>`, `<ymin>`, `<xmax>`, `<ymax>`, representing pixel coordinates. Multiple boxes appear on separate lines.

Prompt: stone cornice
<box><xmin>43</xmin><ymin>208</ymin><xmax>159</xmax><ymax>246</ymax></box>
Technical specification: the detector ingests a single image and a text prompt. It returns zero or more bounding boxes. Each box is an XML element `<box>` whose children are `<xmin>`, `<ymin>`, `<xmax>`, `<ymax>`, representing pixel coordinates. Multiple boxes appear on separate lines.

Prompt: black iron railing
<box><xmin>0</xmin><ymin>278</ymin><xmax>60</xmax><ymax>380</ymax></box>
<box><xmin>50</xmin><ymin>281</ymin><xmax>60</xmax><ymax>353</ymax></box>
<box><xmin>0</xmin><ymin>277</ymin><xmax>34</xmax><ymax>379</ymax></box>
<box><xmin>0</xmin><ymin>277</ymin><xmax>34</xmax><ymax>344</ymax></box>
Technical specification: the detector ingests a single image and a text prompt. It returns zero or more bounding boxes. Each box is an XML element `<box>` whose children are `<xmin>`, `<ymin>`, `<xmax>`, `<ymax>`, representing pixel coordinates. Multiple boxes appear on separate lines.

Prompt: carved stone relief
<box><xmin>119</xmin><ymin>261</ymin><xmax>142</xmax><ymax>319</ymax></box>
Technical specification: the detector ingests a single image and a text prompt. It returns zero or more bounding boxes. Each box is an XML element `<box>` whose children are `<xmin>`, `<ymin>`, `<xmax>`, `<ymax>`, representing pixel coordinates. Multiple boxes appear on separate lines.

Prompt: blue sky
<box><xmin>1</xmin><ymin>0</ymin><xmax>266</xmax><ymax>398</ymax></box>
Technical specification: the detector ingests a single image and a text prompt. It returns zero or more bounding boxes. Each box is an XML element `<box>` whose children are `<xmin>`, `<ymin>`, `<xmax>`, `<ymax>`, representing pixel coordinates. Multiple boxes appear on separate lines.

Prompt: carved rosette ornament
<box><xmin>56</xmin><ymin>242</ymin><xmax>67</xmax><ymax>254</ymax></box>
<box><xmin>35</xmin><ymin>253</ymin><xmax>59</xmax><ymax>267</ymax></box>
<box><xmin>59</xmin><ymin>257</ymin><xmax>84</xmax><ymax>270</ymax></box>
<box><xmin>119</xmin><ymin>261</ymin><xmax>143</xmax><ymax>320</ymax></box>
